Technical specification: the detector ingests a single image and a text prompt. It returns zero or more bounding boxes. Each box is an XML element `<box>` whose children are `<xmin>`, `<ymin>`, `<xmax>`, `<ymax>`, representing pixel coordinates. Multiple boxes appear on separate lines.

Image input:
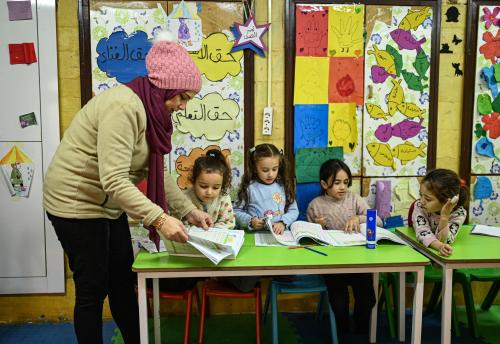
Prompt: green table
<box><xmin>396</xmin><ymin>226</ymin><xmax>500</xmax><ymax>344</ymax></box>
<box><xmin>133</xmin><ymin>233</ymin><xmax>429</xmax><ymax>344</ymax></box>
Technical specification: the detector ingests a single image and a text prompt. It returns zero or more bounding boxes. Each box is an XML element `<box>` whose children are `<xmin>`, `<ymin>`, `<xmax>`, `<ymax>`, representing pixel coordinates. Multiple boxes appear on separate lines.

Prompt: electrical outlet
<box><xmin>262</xmin><ymin>107</ymin><xmax>273</xmax><ymax>135</ymax></box>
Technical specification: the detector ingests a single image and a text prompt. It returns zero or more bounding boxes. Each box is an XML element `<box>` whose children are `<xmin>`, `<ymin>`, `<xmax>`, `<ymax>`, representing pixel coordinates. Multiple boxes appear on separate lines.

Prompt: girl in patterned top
<box><xmin>410</xmin><ymin>168</ymin><xmax>469</xmax><ymax>256</ymax></box>
<box><xmin>174</xmin><ymin>149</ymin><xmax>235</xmax><ymax>228</ymax></box>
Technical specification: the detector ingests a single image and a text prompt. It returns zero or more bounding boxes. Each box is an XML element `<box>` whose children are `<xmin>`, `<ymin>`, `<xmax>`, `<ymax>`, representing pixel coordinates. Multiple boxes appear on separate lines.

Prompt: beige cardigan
<box><xmin>43</xmin><ymin>85</ymin><xmax>195</xmax><ymax>226</ymax></box>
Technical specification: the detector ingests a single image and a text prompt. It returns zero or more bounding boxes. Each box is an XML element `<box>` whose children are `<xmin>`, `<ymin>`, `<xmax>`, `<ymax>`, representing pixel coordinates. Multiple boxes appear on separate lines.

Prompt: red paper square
<box><xmin>9</xmin><ymin>43</ymin><xmax>37</xmax><ymax>65</ymax></box>
<box><xmin>328</xmin><ymin>57</ymin><xmax>364</xmax><ymax>105</ymax></box>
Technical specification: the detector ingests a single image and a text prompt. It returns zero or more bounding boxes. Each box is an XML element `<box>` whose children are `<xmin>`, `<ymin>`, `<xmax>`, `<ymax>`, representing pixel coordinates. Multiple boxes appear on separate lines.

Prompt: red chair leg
<box><xmin>198</xmin><ymin>287</ymin><xmax>207</xmax><ymax>344</ymax></box>
<box><xmin>184</xmin><ymin>290</ymin><xmax>192</xmax><ymax>344</ymax></box>
<box><xmin>255</xmin><ymin>287</ymin><xmax>261</xmax><ymax>344</ymax></box>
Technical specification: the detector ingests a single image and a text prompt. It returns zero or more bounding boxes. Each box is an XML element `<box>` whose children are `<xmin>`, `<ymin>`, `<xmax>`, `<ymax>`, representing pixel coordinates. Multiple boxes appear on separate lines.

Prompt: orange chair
<box><xmin>198</xmin><ymin>279</ymin><xmax>261</xmax><ymax>344</ymax></box>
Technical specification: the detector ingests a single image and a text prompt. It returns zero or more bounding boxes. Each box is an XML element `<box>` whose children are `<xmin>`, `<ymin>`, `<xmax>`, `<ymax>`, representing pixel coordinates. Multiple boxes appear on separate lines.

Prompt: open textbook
<box><xmin>471</xmin><ymin>224</ymin><xmax>500</xmax><ymax>238</ymax></box>
<box><xmin>263</xmin><ymin>220</ymin><xmax>406</xmax><ymax>247</ymax></box>
<box><xmin>162</xmin><ymin>226</ymin><xmax>245</xmax><ymax>265</ymax></box>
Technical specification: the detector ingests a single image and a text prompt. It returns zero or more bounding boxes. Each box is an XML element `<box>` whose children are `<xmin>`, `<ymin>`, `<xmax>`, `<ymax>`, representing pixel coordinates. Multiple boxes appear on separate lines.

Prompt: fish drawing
<box><xmin>402</xmin><ymin>69</ymin><xmax>428</xmax><ymax>92</ymax></box>
<box><xmin>397</xmin><ymin>102</ymin><xmax>426</xmax><ymax>119</ymax></box>
<box><xmin>398</xmin><ymin>7</ymin><xmax>432</xmax><ymax>31</ymax></box>
<box><xmin>366</xmin><ymin>143</ymin><xmax>396</xmax><ymax>170</ymax></box>
<box><xmin>413</xmin><ymin>50</ymin><xmax>430</xmax><ymax>81</ymax></box>
<box><xmin>371</xmin><ymin>65</ymin><xmax>395</xmax><ymax>83</ymax></box>
<box><xmin>367</xmin><ymin>44</ymin><xmax>397</xmax><ymax>75</ymax></box>
<box><xmin>366</xmin><ymin>103</ymin><xmax>389</xmax><ymax>120</ymax></box>
<box><xmin>392</xmin><ymin>141</ymin><xmax>427</xmax><ymax>165</ymax></box>
<box><xmin>390</xmin><ymin>29</ymin><xmax>426</xmax><ymax>52</ymax></box>
<box><xmin>375</xmin><ymin>119</ymin><xmax>425</xmax><ymax>142</ymax></box>
<box><xmin>387</xmin><ymin>79</ymin><xmax>405</xmax><ymax>115</ymax></box>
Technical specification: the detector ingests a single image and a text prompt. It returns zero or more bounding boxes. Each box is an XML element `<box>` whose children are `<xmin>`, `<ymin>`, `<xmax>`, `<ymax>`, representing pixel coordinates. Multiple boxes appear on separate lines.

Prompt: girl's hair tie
<box><xmin>459</xmin><ymin>178</ymin><xmax>466</xmax><ymax>186</ymax></box>
<box><xmin>207</xmin><ymin>151</ymin><xmax>216</xmax><ymax>158</ymax></box>
<box><xmin>249</xmin><ymin>147</ymin><xmax>256</xmax><ymax>153</ymax></box>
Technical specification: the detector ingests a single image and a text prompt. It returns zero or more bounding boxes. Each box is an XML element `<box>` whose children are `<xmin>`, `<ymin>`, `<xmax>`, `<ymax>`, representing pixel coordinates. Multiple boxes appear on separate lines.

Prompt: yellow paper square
<box><xmin>328</xmin><ymin>103</ymin><xmax>358</xmax><ymax>153</ymax></box>
<box><xmin>328</xmin><ymin>5</ymin><xmax>365</xmax><ymax>58</ymax></box>
<box><xmin>294</xmin><ymin>56</ymin><xmax>329</xmax><ymax>104</ymax></box>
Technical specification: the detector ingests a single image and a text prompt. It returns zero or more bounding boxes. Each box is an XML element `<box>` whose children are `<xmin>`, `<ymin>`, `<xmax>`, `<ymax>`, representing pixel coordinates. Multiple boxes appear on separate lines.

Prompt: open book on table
<box><xmin>264</xmin><ymin>220</ymin><xmax>406</xmax><ymax>247</ymax></box>
<box><xmin>470</xmin><ymin>224</ymin><xmax>500</xmax><ymax>238</ymax></box>
<box><xmin>161</xmin><ymin>227</ymin><xmax>245</xmax><ymax>265</ymax></box>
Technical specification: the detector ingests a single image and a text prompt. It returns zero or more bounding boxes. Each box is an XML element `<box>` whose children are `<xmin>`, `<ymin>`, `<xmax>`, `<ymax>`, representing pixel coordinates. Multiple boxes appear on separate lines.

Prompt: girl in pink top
<box><xmin>409</xmin><ymin>169</ymin><xmax>469</xmax><ymax>256</ymax></box>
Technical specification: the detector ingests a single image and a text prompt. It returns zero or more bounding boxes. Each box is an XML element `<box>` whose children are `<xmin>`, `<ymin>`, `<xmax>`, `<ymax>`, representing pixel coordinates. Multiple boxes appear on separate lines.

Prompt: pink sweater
<box><xmin>411</xmin><ymin>199</ymin><xmax>467</xmax><ymax>247</ymax></box>
<box><xmin>306</xmin><ymin>192</ymin><xmax>382</xmax><ymax>230</ymax></box>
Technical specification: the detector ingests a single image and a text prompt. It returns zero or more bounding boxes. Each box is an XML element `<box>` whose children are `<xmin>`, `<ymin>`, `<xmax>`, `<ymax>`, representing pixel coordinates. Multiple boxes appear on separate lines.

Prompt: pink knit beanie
<box><xmin>146</xmin><ymin>32</ymin><xmax>202</xmax><ymax>93</ymax></box>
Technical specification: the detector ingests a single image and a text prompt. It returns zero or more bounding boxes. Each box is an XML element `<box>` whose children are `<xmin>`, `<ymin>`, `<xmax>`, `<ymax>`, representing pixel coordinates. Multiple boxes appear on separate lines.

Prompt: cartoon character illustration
<box><xmin>10</xmin><ymin>162</ymin><xmax>24</xmax><ymax>190</ymax></box>
<box><xmin>178</xmin><ymin>18</ymin><xmax>192</xmax><ymax>46</ymax></box>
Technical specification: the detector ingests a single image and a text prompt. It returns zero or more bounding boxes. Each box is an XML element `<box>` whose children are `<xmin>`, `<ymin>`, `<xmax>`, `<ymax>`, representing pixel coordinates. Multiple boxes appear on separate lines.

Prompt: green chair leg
<box><xmin>452</xmin><ymin>295</ymin><xmax>461</xmax><ymax>337</ymax></box>
<box><xmin>382</xmin><ymin>277</ymin><xmax>396</xmax><ymax>338</ymax></box>
<box><xmin>426</xmin><ymin>282</ymin><xmax>442</xmax><ymax>314</ymax></box>
<box><xmin>457</xmin><ymin>274</ymin><xmax>479</xmax><ymax>338</ymax></box>
<box><xmin>481</xmin><ymin>281</ymin><xmax>500</xmax><ymax>311</ymax></box>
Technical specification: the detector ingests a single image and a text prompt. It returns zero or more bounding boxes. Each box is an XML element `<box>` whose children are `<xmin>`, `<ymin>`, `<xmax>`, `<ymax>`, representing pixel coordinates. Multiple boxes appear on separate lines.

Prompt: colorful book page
<box><xmin>294</xmin><ymin>104</ymin><xmax>328</xmax><ymax>151</ymax></box>
<box><xmin>328</xmin><ymin>103</ymin><xmax>358</xmax><ymax>153</ymax></box>
<box><xmin>471</xmin><ymin>5</ymin><xmax>500</xmax><ymax>174</ymax></box>
<box><xmin>294</xmin><ymin>56</ymin><xmax>329</xmax><ymax>104</ymax></box>
<box><xmin>329</xmin><ymin>57</ymin><xmax>364</xmax><ymax>105</ymax></box>
<box><xmin>295</xmin><ymin>146</ymin><xmax>343</xmax><ymax>183</ymax></box>
<box><xmin>327</xmin><ymin>4</ymin><xmax>364</xmax><ymax>58</ymax></box>
<box><xmin>296</xmin><ymin>5</ymin><xmax>329</xmax><ymax>57</ymax></box>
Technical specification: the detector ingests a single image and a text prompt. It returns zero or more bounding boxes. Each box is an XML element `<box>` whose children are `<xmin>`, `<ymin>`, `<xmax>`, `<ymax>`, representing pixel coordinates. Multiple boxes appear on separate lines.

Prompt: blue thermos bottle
<box><xmin>366</xmin><ymin>209</ymin><xmax>377</xmax><ymax>249</ymax></box>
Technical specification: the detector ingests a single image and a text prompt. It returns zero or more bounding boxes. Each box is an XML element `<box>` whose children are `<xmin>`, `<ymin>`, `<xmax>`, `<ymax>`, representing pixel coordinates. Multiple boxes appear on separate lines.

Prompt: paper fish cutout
<box><xmin>397</xmin><ymin>102</ymin><xmax>426</xmax><ymax>119</ymax></box>
<box><xmin>477</xmin><ymin>93</ymin><xmax>493</xmax><ymax>115</ymax></box>
<box><xmin>367</xmin><ymin>44</ymin><xmax>396</xmax><ymax>75</ymax></box>
<box><xmin>388</xmin><ymin>79</ymin><xmax>405</xmax><ymax>115</ymax></box>
<box><xmin>385</xmin><ymin>44</ymin><xmax>403</xmax><ymax>77</ymax></box>
<box><xmin>376</xmin><ymin>180</ymin><xmax>392</xmax><ymax>219</ymax></box>
<box><xmin>391</xmin><ymin>141</ymin><xmax>427</xmax><ymax>165</ymax></box>
<box><xmin>479</xmin><ymin>31</ymin><xmax>500</xmax><ymax>64</ymax></box>
<box><xmin>398</xmin><ymin>7</ymin><xmax>432</xmax><ymax>31</ymax></box>
<box><xmin>371</xmin><ymin>65</ymin><xmax>395</xmax><ymax>83</ymax></box>
<box><xmin>375</xmin><ymin>118</ymin><xmax>425</xmax><ymax>142</ymax></box>
<box><xmin>413</xmin><ymin>49</ymin><xmax>430</xmax><ymax>81</ymax></box>
<box><xmin>474</xmin><ymin>176</ymin><xmax>493</xmax><ymax>200</ymax></box>
<box><xmin>480</xmin><ymin>66</ymin><xmax>499</xmax><ymax>99</ymax></box>
<box><xmin>366</xmin><ymin>103</ymin><xmax>389</xmax><ymax>120</ymax></box>
<box><xmin>402</xmin><ymin>69</ymin><xmax>428</xmax><ymax>92</ymax></box>
<box><xmin>482</xmin><ymin>112</ymin><xmax>500</xmax><ymax>139</ymax></box>
<box><xmin>390</xmin><ymin>29</ymin><xmax>426</xmax><ymax>52</ymax></box>
<box><xmin>366</xmin><ymin>143</ymin><xmax>396</xmax><ymax>170</ymax></box>
<box><xmin>476</xmin><ymin>136</ymin><xmax>500</xmax><ymax>161</ymax></box>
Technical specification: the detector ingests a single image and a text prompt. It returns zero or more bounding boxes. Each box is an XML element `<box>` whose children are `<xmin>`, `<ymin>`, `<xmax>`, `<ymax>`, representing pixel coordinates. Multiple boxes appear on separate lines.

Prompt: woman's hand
<box><xmin>185</xmin><ymin>209</ymin><xmax>213</xmax><ymax>229</ymax></box>
<box><xmin>158</xmin><ymin>215</ymin><xmax>188</xmax><ymax>243</ymax></box>
<box><xmin>272</xmin><ymin>221</ymin><xmax>286</xmax><ymax>235</ymax></box>
<box><xmin>344</xmin><ymin>216</ymin><xmax>360</xmax><ymax>233</ymax></box>
<box><xmin>251</xmin><ymin>217</ymin><xmax>265</xmax><ymax>230</ymax></box>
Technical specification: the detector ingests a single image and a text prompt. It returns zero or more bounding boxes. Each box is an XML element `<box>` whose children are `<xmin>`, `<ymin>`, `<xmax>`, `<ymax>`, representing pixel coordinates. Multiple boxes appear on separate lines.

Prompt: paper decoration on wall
<box><xmin>480</xmin><ymin>67</ymin><xmax>498</xmax><ymax>98</ymax></box>
<box><xmin>440</xmin><ymin>43</ymin><xmax>453</xmax><ymax>53</ymax></box>
<box><xmin>328</xmin><ymin>103</ymin><xmax>358</xmax><ymax>152</ymax></box>
<box><xmin>175</xmin><ymin>145</ymin><xmax>231</xmax><ymax>189</ymax></box>
<box><xmin>390</xmin><ymin>29</ymin><xmax>426</xmax><ymax>52</ymax></box>
<box><xmin>294</xmin><ymin>56</ymin><xmax>329</xmax><ymax>104</ymax></box>
<box><xmin>328</xmin><ymin>5</ymin><xmax>364</xmax><ymax>57</ymax></box>
<box><xmin>452</xmin><ymin>34</ymin><xmax>463</xmax><ymax>45</ymax></box>
<box><xmin>452</xmin><ymin>62</ymin><xmax>463</xmax><ymax>76</ymax></box>
<box><xmin>294</xmin><ymin>104</ymin><xmax>328</xmax><ymax>151</ymax></box>
<box><xmin>476</xmin><ymin>137</ymin><xmax>500</xmax><ymax>161</ymax></box>
<box><xmin>19</xmin><ymin>112</ymin><xmax>37</xmax><ymax>128</ymax></box>
<box><xmin>329</xmin><ymin>57</ymin><xmax>364</xmax><ymax>104</ymax></box>
<box><xmin>296</xmin><ymin>182</ymin><xmax>322</xmax><ymax>221</ymax></box>
<box><xmin>375</xmin><ymin>180</ymin><xmax>392</xmax><ymax>219</ymax></box>
<box><xmin>172</xmin><ymin>92</ymin><xmax>240</xmax><ymax>141</ymax></box>
<box><xmin>295</xmin><ymin>147</ymin><xmax>343</xmax><ymax>183</ymax></box>
<box><xmin>474</xmin><ymin>176</ymin><xmax>493</xmax><ymax>201</ymax></box>
<box><xmin>392</xmin><ymin>141</ymin><xmax>427</xmax><ymax>165</ymax></box>
<box><xmin>481</xmin><ymin>7</ymin><xmax>500</xmax><ymax>29</ymax></box>
<box><xmin>445</xmin><ymin>6</ymin><xmax>460</xmax><ymax>22</ymax></box>
<box><xmin>96</xmin><ymin>30</ymin><xmax>150</xmax><ymax>83</ymax></box>
<box><xmin>366</xmin><ymin>143</ymin><xmax>396</xmax><ymax>170</ymax></box>
<box><xmin>165</xmin><ymin>1</ymin><xmax>202</xmax><ymax>51</ymax></box>
<box><xmin>7</xmin><ymin>0</ymin><xmax>32</xmax><ymax>21</ymax></box>
<box><xmin>0</xmin><ymin>146</ymin><xmax>34</xmax><ymax>198</ymax></box>
<box><xmin>399</xmin><ymin>7</ymin><xmax>432</xmax><ymax>30</ymax></box>
<box><xmin>230</xmin><ymin>16</ymin><xmax>270</xmax><ymax>57</ymax></box>
<box><xmin>479</xmin><ymin>31</ymin><xmax>500</xmax><ymax>64</ymax></box>
<box><xmin>375</xmin><ymin>119</ymin><xmax>424</xmax><ymax>142</ymax></box>
<box><xmin>482</xmin><ymin>112</ymin><xmax>500</xmax><ymax>139</ymax></box>
<box><xmin>192</xmin><ymin>32</ymin><xmax>243</xmax><ymax>82</ymax></box>
<box><xmin>8</xmin><ymin>43</ymin><xmax>37</xmax><ymax>64</ymax></box>
<box><xmin>470</xmin><ymin>176</ymin><xmax>500</xmax><ymax>225</ymax></box>
<box><xmin>296</xmin><ymin>5</ymin><xmax>328</xmax><ymax>57</ymax></box>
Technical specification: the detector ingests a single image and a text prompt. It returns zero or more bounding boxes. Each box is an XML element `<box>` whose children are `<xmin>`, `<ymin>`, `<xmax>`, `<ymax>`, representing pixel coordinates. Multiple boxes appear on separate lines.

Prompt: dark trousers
<box><xmin>324</xmin><ymin>273</ymin><xmax>376</xmax><ymax>336</ymax></box>
<box><xmin>48</xmin><ymin>212</ymin><xmax>139</xmax><ymax>344</ymax></box>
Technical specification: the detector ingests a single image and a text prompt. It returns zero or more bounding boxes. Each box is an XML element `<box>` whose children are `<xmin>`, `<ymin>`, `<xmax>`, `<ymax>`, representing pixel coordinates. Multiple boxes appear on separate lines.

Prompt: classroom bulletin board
<box><xmin>461</xmin><ymin>1</ymin><xmax>500</xmax><ymax>226</ymax></box>
<box><xmin>79</xmin><ymin>1</ymin><xmax>254</xmax><ymax>196</ymax></box>
<box><xmin>286</xmin><ymin>1</ymin><xmax>440</xmax><ymax>222</ymax></box>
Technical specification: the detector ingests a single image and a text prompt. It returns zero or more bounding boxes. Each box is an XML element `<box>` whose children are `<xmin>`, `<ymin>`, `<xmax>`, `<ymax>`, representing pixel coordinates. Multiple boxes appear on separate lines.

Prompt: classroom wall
<box><xmin>0</xmin><ymin>0</ymin><xmax>497</xmax><ymax>323</ymax></box>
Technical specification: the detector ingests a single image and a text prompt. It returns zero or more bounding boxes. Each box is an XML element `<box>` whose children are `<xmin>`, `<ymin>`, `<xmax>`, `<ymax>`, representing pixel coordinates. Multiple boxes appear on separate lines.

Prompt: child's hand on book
<box><xmin>314</xmin><ymin>215</ymin><xmax>327</xmax><ymax>227</ymax></box>
<box><xmin>272</xmin><ymin>221</ymin><xmax>285</xmax><ymax>234</ymax></box>
<box><xmin>251</xmin><ymin>217</ymin><xmax>265</xmax><ymax>230</ymax></box>
<box><xmin>158</xmin><ymin>215</ymin><xmax>189</xmax><ymax>242</ymax></box>
<box><xmin>344</xmin><ymin>216</ymin><xmax>361</xmax><ymax>234</ymax></box>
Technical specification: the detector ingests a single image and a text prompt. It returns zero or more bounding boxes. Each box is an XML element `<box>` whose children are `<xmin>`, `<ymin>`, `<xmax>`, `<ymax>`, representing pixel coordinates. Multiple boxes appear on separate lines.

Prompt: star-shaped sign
<box><xmin>231</xmin><ymin>16</ymin><xmax>270</xmax><ymax>56</ymax></box>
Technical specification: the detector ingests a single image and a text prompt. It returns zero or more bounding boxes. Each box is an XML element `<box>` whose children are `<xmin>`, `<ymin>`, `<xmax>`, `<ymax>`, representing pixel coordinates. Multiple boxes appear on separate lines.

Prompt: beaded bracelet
<box><xmin>153</xmin><ymin>213</ymin><xmax>168</xmax><ymax>231</ymax></box>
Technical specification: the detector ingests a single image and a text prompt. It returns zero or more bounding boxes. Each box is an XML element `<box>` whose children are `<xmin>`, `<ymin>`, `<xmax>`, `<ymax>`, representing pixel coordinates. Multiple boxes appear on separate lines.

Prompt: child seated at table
<box><xmin>307</xmin><ymin>158</ymin><xmax>381</xmax><ymax>337</ymax></box>
<box><xmin>409</xmin><ymin>168</ymin><xmax>469</xmax><ymax>257</ymax></box>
